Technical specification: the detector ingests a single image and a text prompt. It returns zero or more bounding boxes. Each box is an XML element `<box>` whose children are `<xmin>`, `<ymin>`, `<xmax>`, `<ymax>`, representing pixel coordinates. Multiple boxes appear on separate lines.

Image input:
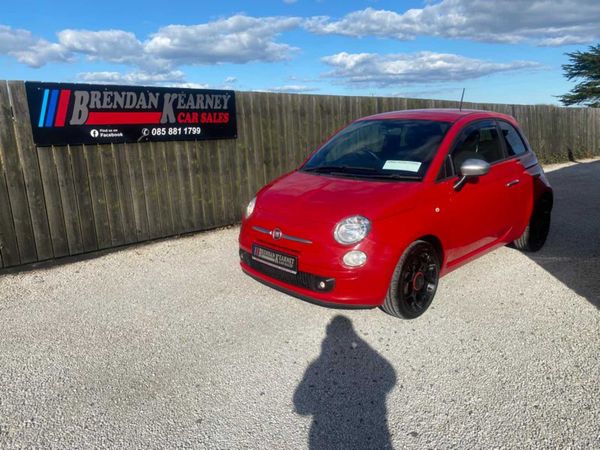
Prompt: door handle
<box><xmin>506</xmin><ymin>179</ymin><xmax>520</xmax><ymax>187</ymax></box>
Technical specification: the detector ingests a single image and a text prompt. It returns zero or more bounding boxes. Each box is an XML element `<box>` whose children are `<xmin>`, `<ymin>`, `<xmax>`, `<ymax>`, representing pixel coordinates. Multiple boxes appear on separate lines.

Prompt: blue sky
<box><xmin>1</xmin><ymin>0</ymin><xmax>599</xmax><ymax>104</ymax></box>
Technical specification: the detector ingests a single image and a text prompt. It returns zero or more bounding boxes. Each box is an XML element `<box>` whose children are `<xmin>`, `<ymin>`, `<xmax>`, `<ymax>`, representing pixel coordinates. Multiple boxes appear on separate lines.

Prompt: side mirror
<box><xmin>454</xmin><ymin>158</ymin><xmax>490</xmax><ymax>191</ymax></box>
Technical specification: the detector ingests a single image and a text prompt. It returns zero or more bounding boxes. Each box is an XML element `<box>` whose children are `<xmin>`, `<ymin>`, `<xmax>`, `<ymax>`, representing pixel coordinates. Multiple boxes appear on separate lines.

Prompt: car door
<box><xmin>497</xmin><ymin>120</ymin><xmax>533</xmax><ymax>234</ymax></box>
<box><xmin>436</xmin><ymin>119</ymin><xmax>515</xmax><ymax>265</ymax></box>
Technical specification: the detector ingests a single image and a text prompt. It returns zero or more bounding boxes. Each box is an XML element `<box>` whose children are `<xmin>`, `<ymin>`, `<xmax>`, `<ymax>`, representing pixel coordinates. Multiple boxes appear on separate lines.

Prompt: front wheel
<box><xmin>381</xmin><ymin>241</ymin><xmax>440</xmax><ymax>319</ymax></box>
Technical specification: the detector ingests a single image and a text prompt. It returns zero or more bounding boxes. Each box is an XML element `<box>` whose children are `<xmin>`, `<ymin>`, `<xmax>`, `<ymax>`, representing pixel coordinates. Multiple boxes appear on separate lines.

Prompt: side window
<box><xmin>499</xmin><ymin>121</ymin><xmax>528</xmax><ymax>156</ymax></box>
<box><xmin>451</xmin><ymin>120</ymin><xmax>504</xmax><ymax>171</ymax></box>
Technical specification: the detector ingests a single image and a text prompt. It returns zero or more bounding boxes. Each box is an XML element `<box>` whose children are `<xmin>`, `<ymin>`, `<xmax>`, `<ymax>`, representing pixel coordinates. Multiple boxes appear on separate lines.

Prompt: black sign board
<box><xmin>25</xmin><ymin>81</ymin><xmax>237</xmax><ymax>147</ymax></box>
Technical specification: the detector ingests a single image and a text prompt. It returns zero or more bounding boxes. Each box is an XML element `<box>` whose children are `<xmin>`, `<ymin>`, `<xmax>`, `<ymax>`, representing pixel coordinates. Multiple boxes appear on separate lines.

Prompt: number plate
<box><xmin>252</xmin><ymin>244</ymin><xmax>298</xmax><ymax>274</ymax></box>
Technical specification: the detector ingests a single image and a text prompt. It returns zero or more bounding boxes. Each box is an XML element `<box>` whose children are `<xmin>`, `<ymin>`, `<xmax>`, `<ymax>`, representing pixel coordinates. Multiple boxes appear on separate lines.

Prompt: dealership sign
<box><xmin>25</xmin><ymin>81</ymin><xmax>237</xmax><ymax>146</ymax></box>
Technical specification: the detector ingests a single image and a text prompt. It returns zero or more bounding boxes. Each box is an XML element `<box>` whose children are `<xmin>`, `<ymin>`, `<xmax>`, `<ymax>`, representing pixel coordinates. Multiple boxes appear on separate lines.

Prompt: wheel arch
<box><xmin>537</xmin><ymin>190</ymin><xmax>553</xmax><ymax>214</ymax></box>
<box><xmin>416</xmin><ymin>234</ymin><xmax>444</xmax><ymax>266</ymax></box>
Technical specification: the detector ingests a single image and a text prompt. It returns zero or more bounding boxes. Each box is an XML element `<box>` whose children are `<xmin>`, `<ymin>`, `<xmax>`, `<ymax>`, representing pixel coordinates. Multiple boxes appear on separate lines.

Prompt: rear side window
<box><xmin>451</xmin><ymin>120</ymin><xmax>504</xmax><ymax>171</ymax></box>
<box><xmin>499</xmin><ymin>121</ymin><xmax>528</xmax><ymax>156</ymax></box>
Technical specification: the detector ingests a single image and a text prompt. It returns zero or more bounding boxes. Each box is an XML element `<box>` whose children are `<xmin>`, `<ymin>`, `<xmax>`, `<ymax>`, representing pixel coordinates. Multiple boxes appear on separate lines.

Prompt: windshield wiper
<box><xmin>302</xmin><ymin>165</ymin><xmax>421</xmax><ymax>181</ymax></box>
<box><xmin>358</xmin><ymin>172</ymin><xmax>421</xmax><ymax>181</ymax></box>
<box><xmin>302</xmin><ymin>165</ymin><xmax>378</xmax><ymax>174</ymax></box>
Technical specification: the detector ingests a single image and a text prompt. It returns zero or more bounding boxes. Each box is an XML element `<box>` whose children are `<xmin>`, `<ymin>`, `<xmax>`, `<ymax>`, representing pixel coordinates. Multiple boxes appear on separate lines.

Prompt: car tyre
<box><xmin>381</xmin><ymin>240</ymin><xmax>440</xmax><ymax>319</ymax></box>
<box><xmin>512</xmin><ymin>198</ymin><xmax>552</xmax><ymax>252</ymax></box>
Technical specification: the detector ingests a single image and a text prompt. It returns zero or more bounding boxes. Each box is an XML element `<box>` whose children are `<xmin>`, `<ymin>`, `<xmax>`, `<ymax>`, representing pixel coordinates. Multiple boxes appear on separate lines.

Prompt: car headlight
<box><xmin>245</xmin><ymin>196</ymin><xmax>256</xmax><ymax>218</ymax></box>
<box><xmin>334</xmin><ymin>215</ymin><xmax>371</xmax><ymax>245</ymax></box>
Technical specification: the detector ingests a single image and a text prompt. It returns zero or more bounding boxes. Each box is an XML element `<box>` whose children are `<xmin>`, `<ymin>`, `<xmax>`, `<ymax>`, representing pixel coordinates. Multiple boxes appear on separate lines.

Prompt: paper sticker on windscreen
<box><xmin>382</xmin><ymin>160</ymin><xmax>422</xmax><ymax>172</ymax></box>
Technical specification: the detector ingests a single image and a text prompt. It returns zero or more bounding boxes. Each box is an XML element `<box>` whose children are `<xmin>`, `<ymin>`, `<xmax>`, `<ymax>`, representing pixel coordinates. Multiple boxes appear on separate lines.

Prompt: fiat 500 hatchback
<box><xmin>239</xmin><ymin>109</ymin><xmax>553</xmax><ymax>319</ymax></box>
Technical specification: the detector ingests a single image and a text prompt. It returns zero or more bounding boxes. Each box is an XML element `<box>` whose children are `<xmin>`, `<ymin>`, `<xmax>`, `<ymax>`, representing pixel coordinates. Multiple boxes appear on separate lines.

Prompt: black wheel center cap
<box><xmin>412</xmin><ymin>272</ymin><xmax>425</xmax><ymax>291</ymax></box>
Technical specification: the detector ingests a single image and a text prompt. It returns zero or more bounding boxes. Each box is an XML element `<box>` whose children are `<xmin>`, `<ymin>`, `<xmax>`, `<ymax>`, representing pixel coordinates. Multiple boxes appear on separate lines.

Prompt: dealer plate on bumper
<box><xmin>252</xmin><ymin>244</ymin><xmax>298</xmax><ymax>274</ymax></box>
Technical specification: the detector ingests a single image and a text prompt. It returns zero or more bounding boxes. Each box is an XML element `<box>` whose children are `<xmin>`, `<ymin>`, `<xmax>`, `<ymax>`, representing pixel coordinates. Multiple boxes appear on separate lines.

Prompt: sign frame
<box><xmin>25</xmin><ymin>81</ymin><xmax>237</xmax><ymax>147</ymax></box>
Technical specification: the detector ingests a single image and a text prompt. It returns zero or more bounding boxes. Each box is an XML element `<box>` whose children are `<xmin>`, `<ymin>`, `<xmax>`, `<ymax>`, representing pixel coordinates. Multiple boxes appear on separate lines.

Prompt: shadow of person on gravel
<box><xmin>293</xmin><ymin>315</ymin><xmax>396</xmax><ymax>450</ymax></box>
<box><xmin>523</xmin><ymin>161</ymin><xmax>600</xmax><ymax>309</ymax></box>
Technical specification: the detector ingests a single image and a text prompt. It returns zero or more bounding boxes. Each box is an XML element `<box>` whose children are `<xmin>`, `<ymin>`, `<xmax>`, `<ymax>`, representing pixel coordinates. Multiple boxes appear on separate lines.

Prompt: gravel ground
<box><xmin>0</xmin><ymin>160</ymin><xmax>599</xmax><ymax>449</ymax></box>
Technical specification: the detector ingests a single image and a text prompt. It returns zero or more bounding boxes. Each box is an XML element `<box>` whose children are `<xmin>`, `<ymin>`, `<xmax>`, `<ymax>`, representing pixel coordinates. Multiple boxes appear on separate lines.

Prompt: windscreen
<box><xmin>302</xmin><ymin>119</ymin><xmax>450</xmax><ymax>180</ymax></box>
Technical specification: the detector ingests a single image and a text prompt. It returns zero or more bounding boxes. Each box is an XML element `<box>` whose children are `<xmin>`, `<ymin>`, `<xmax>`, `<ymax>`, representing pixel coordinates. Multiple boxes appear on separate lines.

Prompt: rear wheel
<box><xmin>513</xmin><ymin>197</ymin><xmax>552</xmax><ymax>252</ymax></box>
<box><xmin>381</xmin><ymin>241</ymin><xmax>440</xmax><ymax>319</ymax></box>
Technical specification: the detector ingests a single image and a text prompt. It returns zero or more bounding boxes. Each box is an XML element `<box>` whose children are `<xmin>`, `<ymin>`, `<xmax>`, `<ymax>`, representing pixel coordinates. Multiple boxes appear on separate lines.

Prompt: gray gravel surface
<box><xmin>1</xmin><ymin>160</ymin><xmax>599</xmax><ymax>449</ymax></box>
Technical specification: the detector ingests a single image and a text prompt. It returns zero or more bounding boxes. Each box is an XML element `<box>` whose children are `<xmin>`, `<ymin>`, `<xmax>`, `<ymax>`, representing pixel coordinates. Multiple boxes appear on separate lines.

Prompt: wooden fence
<box><xmin>1</xmin><ymin>79</ymin><xmax>599</xmax><ymax>268</ymax></box>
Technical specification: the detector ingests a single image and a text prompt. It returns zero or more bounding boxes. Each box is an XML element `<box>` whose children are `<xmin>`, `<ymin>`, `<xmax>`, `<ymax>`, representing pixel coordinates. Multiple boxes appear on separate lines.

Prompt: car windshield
<box><xmin>301</xmin><ymin>119</ymin><xmax>450</xmax><ymax>180</ymax></box>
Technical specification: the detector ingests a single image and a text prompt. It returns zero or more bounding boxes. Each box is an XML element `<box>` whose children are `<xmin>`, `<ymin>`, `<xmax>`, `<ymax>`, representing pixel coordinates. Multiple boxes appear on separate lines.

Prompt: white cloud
<box><xmin>4</xmin><ymin>4</ymin><xmax>582</xmax><ymax>90</ymax></box>
<box><xmin>10</xmin><ymin>41</ymin><xmax>71</xmax><ymax>67</ymax></box>
<box><xmin>1</xmin><ymin>14</ymin><xmax>301</xmax><ymax>71</ymax></box>
<box><xmin>58</xmin><ymin>29</ymin><xmax>143</xmax><ymax>64</ymax></box>
<box><xmin>78</xmin><ymin>70</ymin><xmax>185</xmax><ymax>84</ymax></box>
<box><xmin>0</xmin><ymin>25</ymin><xmax>36</xmax><ymax>52</ymax></box>
<box><xmin>538</xmin><ymin>35</ymin><xmax>595</xmax><ymax>47</ymax></box>
<box><xmin>321</xmin><ymin>51</ymin><xmax>542</xmax><ymax>87</ymax></box>
<box><xmin>265</xmin><ymin>84</ymin><xmax>319</xmax><ymax>93</ymax></box>
<box><xmin>144</xmin><ymin>15</ymin><xmax>302</xmax><ymax>65</ymax></box>
<box><xmin>0</xmin><ymin>25</ymin><xmax>70</xmax><ymax>67</ymax></box>
<box><xmin>392</xmin><ymin>87</ymin><xmax>463</xmax><ymax>99</ymax></box>
<box><xmin>306</xmin><ymin>1</ymin><xmax>600</xmax><ymax>46</ymax></box>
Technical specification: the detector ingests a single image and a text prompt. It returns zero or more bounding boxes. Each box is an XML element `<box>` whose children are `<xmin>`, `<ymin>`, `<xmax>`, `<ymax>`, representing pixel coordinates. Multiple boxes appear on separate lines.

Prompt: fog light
<box><xmin>318</xmin><ymin>281</ymin><xmax>326</xmax><ymax>289</ymax></box>
<box><xmin>343</xmin><ymin>250</ymin><xmax>367</xmax><ymax>267</ymax></box>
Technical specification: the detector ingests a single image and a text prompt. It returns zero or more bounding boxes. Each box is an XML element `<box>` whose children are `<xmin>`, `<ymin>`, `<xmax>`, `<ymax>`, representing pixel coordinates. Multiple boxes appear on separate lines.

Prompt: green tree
<box><xmin>559</xmin><ymin>44</ymin><xmax>600</xmax><ymax>107</ymax></box>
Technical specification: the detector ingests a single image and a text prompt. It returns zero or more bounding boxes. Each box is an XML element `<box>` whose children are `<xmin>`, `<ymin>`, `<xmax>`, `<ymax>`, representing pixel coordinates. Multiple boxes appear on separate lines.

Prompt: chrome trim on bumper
<box><xmin>252</xmin><ymin>225</ymin><xmax>313</xmax><ymax>244</ymax></box>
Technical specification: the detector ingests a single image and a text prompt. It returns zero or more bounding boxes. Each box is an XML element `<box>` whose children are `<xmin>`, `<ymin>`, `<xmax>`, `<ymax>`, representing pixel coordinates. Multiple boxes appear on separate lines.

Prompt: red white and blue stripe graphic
<box><xmin>37</xmin><ymin>88</ymin><xmax>71</xmax><ymax>128</ymax></box>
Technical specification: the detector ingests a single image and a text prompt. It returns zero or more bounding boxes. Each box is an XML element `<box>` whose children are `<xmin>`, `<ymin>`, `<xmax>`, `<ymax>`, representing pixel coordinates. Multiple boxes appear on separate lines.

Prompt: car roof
<box><xmin>357</xmin><ymin>108</ymin><xmax>513</xmax><ymax>123</ymax></box>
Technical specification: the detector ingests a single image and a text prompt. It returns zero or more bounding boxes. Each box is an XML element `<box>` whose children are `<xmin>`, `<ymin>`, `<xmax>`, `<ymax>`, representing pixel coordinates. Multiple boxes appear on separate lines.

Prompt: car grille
<box><xmin>240</xmin><ymin>249</ymin><xmax>335</xmax><ymax>293</ymax></box>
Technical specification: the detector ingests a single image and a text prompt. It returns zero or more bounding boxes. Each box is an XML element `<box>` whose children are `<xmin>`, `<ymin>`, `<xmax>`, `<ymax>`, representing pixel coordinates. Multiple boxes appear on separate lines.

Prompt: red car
<box><xmin>239</xmin><ymin>109</ymin><xmax>553</xmax><ymax>319</ymax></box>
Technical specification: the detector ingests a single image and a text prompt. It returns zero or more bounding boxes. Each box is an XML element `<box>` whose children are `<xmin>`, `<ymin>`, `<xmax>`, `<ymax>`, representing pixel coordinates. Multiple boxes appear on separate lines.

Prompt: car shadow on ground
<box><xmin>521</xmin><ymin>160</ymin><xmax>600</xmax><ymax>309</ymax></box>
<box><xmin>293</xmin><ymin>315</ymin><xmax>397</xmax><ymax>450</ymax></box>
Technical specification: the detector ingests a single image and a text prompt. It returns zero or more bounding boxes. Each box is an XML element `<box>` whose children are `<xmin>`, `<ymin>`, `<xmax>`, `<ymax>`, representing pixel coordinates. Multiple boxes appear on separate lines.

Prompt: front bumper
<box><xmin>238</xmin><ymin>222</ymin><xmax>396</xmax><ymax>307</ymax></box>
<box><xmin>240</xmin><ymin>249</ymin><xmax>336</xmax><ymax>293</ymax></box>
<box><xmin>241</xmin><ymin>261</ymin><xmax>375</xmax><ymax>309</ymax></box>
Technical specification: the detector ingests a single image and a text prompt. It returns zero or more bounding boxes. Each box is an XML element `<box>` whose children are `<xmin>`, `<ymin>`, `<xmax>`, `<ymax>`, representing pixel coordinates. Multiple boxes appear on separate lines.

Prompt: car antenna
<box><xmin>459</xmin><ymin>88</ymin><xmax>465</xmax><ymax>111</ymax></box>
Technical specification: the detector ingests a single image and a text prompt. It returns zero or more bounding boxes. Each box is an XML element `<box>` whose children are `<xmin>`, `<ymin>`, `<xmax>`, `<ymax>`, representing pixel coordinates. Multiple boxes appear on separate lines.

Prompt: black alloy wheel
<box><xmin>382</xmin><ymin>241</ymin><xmax>440</xmax><ymax>319</ymax></box>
